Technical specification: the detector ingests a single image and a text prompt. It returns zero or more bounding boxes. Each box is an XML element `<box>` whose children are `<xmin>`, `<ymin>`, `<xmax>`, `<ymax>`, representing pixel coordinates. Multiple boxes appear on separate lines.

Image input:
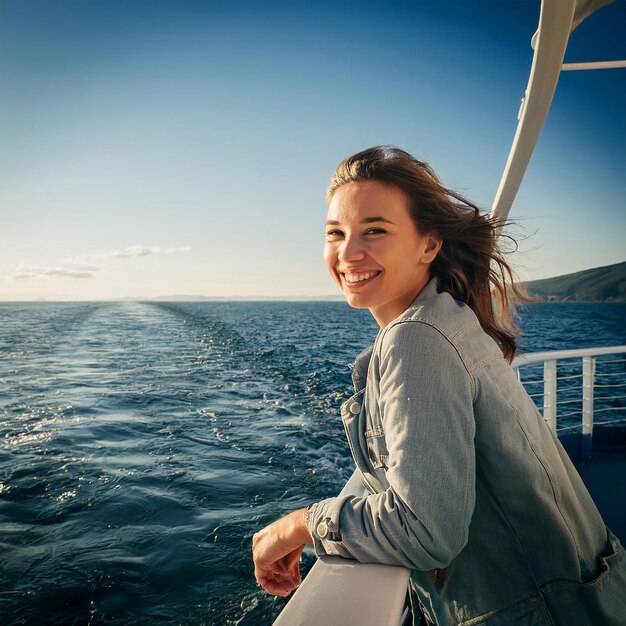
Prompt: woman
<box><xmin>252</xmin><ymin>147</ymin><xmax>626</xmax><ymax>625</ymax></box>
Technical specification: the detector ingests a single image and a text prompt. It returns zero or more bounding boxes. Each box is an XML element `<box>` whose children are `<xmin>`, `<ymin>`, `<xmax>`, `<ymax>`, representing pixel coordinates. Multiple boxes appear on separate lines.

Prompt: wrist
<box><xmin>289</xmin><ymin>506</ymin><xmax>313</xmax><ymax>545</ymax></box>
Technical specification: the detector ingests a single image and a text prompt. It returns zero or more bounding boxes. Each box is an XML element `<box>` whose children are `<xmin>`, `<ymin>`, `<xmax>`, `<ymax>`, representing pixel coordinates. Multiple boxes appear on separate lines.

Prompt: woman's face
<box><xmin>324</xmin><ymin>180</ymin><xmax>441</xmax><ymax>327</ymax></box>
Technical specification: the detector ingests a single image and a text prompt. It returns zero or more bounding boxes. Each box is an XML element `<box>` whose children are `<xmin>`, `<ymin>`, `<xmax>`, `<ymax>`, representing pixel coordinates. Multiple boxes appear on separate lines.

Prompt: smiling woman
<box><xmin>251</xmin><ymin>146</ymin><xmax>626</xmax><ymax>625</ymax></box>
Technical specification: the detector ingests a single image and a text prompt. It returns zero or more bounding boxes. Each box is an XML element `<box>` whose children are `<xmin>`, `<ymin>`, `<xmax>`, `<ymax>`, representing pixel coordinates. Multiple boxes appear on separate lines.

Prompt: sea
<box><xmin>1</xmin><ymin>300</ymin><xmax>625</xmax><ymax>625</ymax></box>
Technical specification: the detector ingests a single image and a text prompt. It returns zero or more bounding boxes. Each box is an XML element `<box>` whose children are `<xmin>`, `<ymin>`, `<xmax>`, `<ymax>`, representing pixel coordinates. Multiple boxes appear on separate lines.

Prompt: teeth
<box><xmin>344</xmin><ymin>271</ymin><xmax>378</xmax><ymax>283</ymax></box>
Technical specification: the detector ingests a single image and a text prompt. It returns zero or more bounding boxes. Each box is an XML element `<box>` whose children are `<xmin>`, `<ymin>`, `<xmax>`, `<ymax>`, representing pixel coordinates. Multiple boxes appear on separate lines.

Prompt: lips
<box><xmin>341</xmin><ymin>270</ymin><xmax>382</xmax><ymax>287</ymax></box>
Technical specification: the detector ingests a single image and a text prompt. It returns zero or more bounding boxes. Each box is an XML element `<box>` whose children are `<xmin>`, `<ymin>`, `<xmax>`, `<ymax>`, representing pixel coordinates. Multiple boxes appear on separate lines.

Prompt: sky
<box><xmin>1</xmin><ymin>0</ymin><xmax>624</xmax><ymax>300</ymax></box>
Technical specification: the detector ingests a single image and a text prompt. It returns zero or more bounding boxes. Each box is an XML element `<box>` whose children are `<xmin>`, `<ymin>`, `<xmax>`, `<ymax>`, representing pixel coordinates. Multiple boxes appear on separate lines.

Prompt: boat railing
<box><xmin>512</xmin><ymin>345</ymin><xmax>626</xmax><ymax>459</ymax></box>
<box><xmin>272</xmin><ymin>344</ymin><xmax>626</xmax><ymax>625</ymax></box>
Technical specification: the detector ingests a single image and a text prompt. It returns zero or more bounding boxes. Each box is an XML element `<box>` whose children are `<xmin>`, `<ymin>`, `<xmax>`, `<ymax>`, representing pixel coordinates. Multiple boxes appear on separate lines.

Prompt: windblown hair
<box><xmin>327</xmin><ymin>146</ymin><xmax>525</xmax><ymax>362</ymax></box>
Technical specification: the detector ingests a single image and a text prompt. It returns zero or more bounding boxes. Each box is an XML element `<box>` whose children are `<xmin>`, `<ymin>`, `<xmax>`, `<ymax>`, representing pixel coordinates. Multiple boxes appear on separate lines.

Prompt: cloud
<box><xmin>4</xmin><ymin>245</ymin><xmax>192</xmax><ymax>281</ymax></box>
<box><xmin>111</xmin><ymin>245</ymin><xmax>191</xmax><ymax>258</ymax></box>
<box><xmin>8</xmin><ymin>264</ymin><xmax>99</xmax><ymax>280</ymax></box>
<box><xmin>61</xmin><ymin>255</ymin><xmax>106</xmax><ymax>270</ymax></box>
<box><xmin>112</xmin><ymin>246</ymin><xmax>161</xmax><ymax>259</ymax></box>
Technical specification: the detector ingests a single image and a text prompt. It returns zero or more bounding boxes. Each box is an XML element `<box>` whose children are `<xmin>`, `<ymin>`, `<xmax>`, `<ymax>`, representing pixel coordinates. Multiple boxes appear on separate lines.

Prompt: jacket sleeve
<box><xmin>306</xmin><ymin>321</ymin><xmax>476</xmax><ymax>570</ymax></box>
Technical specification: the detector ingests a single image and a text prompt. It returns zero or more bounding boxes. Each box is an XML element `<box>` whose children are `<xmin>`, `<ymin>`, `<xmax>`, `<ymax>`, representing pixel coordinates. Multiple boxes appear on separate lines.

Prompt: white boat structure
<box><xmin>274</xmin><ymin>1</ymin><xmax>626</xmax><ymax>624</ymax></box>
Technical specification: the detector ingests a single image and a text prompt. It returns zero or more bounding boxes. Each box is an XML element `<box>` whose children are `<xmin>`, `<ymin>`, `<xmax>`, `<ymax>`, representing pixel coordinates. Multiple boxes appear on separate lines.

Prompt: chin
<box><xmin>343</xmin><ymin>292</ymin><xmax>371</xmax><ymax>310</ymax></box>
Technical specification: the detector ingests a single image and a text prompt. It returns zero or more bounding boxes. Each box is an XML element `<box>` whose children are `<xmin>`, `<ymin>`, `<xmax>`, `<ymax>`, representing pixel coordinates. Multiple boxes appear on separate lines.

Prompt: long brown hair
<box><xmin>327</xmin><ymin>145</ymin><xmax>525</xmax><ymax>362</ymax></box>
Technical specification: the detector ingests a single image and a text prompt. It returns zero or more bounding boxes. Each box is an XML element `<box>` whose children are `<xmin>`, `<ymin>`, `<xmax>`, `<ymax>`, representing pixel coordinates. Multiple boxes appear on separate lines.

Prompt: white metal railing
<box><xmin>512</xmin><ymin>345</ymin><xmax>626</xmax><ymax>458</ymax></box>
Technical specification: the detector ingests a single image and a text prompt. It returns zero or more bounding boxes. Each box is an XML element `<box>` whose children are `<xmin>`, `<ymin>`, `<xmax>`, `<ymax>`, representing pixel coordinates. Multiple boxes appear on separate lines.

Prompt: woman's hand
<box><xmin>252</xmin><ymin>507</ymin><xmax>312</xmax><ymax>597</ymax></box>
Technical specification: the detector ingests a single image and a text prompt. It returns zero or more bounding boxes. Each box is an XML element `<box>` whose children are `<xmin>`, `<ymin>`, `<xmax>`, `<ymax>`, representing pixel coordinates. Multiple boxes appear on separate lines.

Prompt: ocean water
<box><xmin>1</xmin><ymin>301</ymin><xmax>625</xmax><ymax>625</ymax></box>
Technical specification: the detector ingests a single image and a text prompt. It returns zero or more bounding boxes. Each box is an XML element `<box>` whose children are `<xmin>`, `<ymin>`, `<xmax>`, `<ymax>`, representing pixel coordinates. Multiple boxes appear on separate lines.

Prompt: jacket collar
<box><xmin>348</xmin><ymin>276</ymin><xmax>440</xmax><ymax>392</ymax></box>
<box><xmin>410</xmin><ymin>275</ymin><xmax>440</xmax><ymax>308</ymax></box>
<box><xmin>350</xmin><ymin>345</ymin><xmax>374</xmax><ymax>392</ymax></box>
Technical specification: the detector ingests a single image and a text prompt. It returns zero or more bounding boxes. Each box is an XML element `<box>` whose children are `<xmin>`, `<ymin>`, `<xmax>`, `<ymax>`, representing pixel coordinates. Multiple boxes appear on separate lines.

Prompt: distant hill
<box><xmin>522</xmin><ymin>261</ymin><xmax>626</xmax><ymax>302</ymax></box>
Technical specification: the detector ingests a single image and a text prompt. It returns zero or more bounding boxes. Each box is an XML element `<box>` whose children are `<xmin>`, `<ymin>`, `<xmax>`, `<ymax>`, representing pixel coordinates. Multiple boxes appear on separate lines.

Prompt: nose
<box><xmin>338</xmin><ymin>234</ymin><xmax>366</xmax><ymax>263</ymax></box>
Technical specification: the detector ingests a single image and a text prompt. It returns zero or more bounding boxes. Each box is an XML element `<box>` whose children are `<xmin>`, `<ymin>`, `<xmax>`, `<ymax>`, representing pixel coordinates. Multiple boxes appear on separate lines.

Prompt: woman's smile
<box><xmin>341</xmin><ymin>270</ymin><xmax>382</xmax><ymax>287</ymax></box>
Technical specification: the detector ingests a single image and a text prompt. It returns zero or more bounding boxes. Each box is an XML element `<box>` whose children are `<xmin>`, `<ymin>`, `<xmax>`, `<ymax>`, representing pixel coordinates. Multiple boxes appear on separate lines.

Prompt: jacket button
<box><xmin>349</xmin><ymin>401</ymin><xmax>361</xmax><ymax>414</ymax></box>
<box><xmin>316</xmin><ymin>522</ymin><xmax>329</xmax><ymax>538</ymax></box>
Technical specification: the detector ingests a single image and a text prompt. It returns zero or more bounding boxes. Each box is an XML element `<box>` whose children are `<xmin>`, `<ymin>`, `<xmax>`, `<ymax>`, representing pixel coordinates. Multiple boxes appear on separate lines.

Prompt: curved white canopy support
<box><xmin>490</xmin><ymin>0</ymin><xmax>577</xmax><ymax>224</ymax></box>
<box><xmin>530</xmin><ymin>0</ymin><xmax>615</xmax><ymax>50</ymax></box>
<box><xmin>568</xmin><ymin>0</ymin><xmax>615</xmax><ymax>32</ymax></box>
<box><xmin>490</xmin><ymin>0</ymin><xmax>618</xmax><ymax>224</ymax></box>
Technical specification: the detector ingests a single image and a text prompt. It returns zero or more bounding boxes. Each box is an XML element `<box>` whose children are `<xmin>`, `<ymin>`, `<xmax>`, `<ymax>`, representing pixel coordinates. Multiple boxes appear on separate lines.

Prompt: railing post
<box><xmin>543</xmin><ymin>360</ymin><xmax>557</xmax><ymax>433</ymax></box>
<box><xmin>581</xmin><ymin>356</ymin><xmax>595</xmax><ymax>459</ymax></box>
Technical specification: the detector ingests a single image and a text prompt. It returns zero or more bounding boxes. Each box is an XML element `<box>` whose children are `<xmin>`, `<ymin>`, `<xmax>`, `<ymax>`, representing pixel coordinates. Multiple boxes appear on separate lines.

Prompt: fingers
<box><xmin>273</xmin><ymin>564</ymin><xmax>301</xmax><ymax>588</ymax></box>
<box><xmin>257</xmin><ymin>571</ymin><xmax>300</xmax><ymax>597</ymax></box>
<box><xmin>254</xmin><ymin>561</ymin><xmax>301</xmax><ymax>597</ymax></box>
<box><xmin>260</xmin><ymin>578</ymin><xmax>296</xmax><ymax>597</ymax></box>
<box><xmin>275</xmin><ymin>559</ymin><xmax>301</xmax><ymax>587</ymax></box>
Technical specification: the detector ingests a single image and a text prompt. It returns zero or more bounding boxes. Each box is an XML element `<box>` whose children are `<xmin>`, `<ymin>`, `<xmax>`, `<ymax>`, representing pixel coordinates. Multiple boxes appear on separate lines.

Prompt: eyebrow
<box><xmin>325</xmin><ymin>216</ymin><xmax>395</xmax><ymax>225</ymax></box>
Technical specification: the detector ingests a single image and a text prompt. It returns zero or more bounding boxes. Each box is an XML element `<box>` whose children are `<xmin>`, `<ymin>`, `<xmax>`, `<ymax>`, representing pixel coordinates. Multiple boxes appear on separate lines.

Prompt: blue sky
<box><xmin>1</xmin><ymin>0</ymin><xmax>624</xmax><ymax>300</ymax></box>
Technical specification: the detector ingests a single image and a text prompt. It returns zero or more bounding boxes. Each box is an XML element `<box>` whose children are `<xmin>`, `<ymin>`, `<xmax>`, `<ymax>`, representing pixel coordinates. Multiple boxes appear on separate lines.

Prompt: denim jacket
<box><xmin>306</xmin><ymin>278</ymin><xmax>626</xmax><ymax>625</ymax></box>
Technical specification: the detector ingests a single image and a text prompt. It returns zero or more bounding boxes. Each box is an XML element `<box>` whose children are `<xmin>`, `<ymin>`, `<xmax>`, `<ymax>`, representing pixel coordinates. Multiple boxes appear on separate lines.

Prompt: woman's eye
<box><xmin>325</xmin><ymin>230</ymin><xmax>344</xmax><ymax>240</ymax></box>
<box><xmin>365</xmin><ymin>228</ymin><xmax>386</xmax><ymax>236</ymax></box>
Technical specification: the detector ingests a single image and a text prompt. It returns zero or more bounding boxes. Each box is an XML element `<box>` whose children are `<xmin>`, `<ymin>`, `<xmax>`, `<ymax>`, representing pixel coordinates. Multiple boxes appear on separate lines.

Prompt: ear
<box><xmin>421</xmin><ymin>236</ymin><xmax>443</xmax><ymax>263</ymax></box>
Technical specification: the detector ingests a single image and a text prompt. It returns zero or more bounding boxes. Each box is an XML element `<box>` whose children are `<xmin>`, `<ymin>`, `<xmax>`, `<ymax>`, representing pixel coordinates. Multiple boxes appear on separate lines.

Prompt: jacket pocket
<box><xmin>364</xmin><ymin>431</ymin><xmax>389</xmax><ymax>470</ymax></box>
<box><xmin>539</xmin><ymin>528</ymin><xmax>626</xmax><ymax>625</ymax></box>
